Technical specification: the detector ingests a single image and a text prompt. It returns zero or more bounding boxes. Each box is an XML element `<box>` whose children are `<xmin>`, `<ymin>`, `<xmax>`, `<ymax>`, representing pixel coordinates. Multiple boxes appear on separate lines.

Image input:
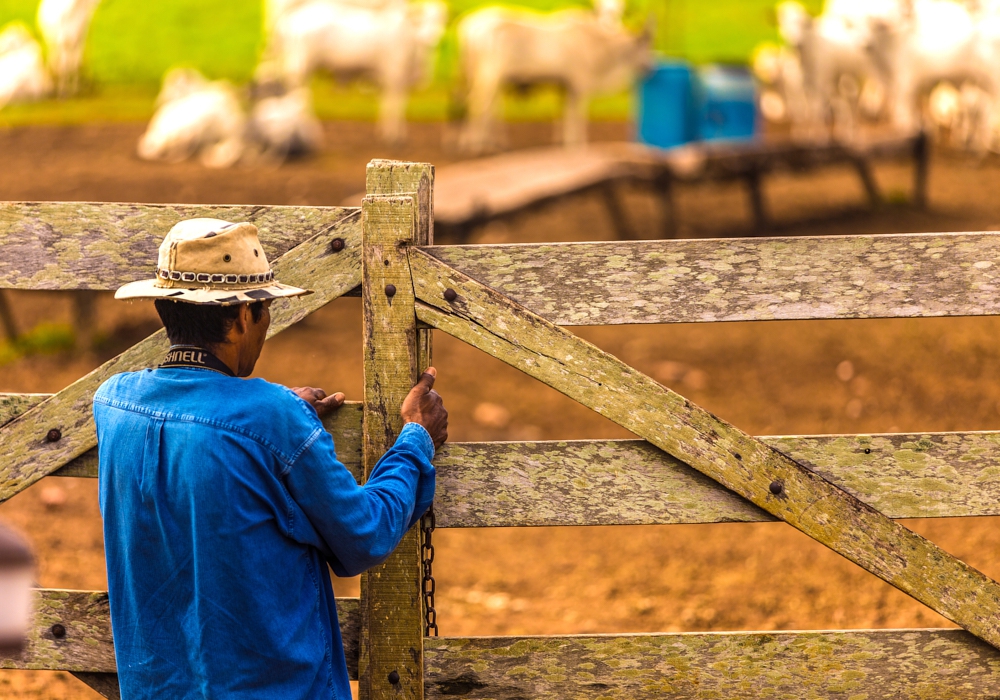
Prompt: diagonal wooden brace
<box><xmin>408</xmin><ymin>247</ymin><xmax>1000</xmax><ymax>650</ymax></box>
<box><xmin>0</xmin><ymin>210</ymin><xmax>363</xmax><ymax>504</ymax></box>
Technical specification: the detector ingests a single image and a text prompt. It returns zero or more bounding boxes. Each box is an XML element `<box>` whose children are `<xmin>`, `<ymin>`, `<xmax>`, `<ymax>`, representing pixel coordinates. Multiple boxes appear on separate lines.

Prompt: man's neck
<box><xmin>206</xmin><ymin>342</ymin><xmax>242</xmax><ymax>377</ymax></box>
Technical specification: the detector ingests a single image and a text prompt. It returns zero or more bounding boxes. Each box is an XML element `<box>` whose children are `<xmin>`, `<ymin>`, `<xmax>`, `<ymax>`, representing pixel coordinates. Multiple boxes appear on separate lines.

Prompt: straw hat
<box><xmin>115</xmin><ymin>218</ymin><xmax>311</xmax><ymax>305</ymax></box>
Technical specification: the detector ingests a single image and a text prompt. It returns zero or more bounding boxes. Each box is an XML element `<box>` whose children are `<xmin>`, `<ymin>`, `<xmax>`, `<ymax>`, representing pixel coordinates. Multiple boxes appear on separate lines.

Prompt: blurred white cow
<box><xmin>248</xmin><ymin>87</ymin><xmax>324</xmax><ymax>161</ymax></box>
<box><xmin>37</xmin><ymin>0</ymin><xmax>100</xmax><ymax>95</ymax></box>
<box><xmin>823</xmin><ymin>0</ymin><xmax>909</xmax><ymax>25</ymax></box>
<box><xmin>271</xmin><ymin>0</ymin><xmax>447</xmax><ymax>143</ymax></box>
<box><xmin>777</xmin><ymin>1</ymin><xmax>892</xmax><ymax>140</ymax></box>
<box><xmin>457</xmin><ymin>7</ymin><xmax>652</xmax><ymax>152</ymax></box>
<box><xmin>752</xmin><ymin>43</ymin><xmax>809</xmax><ymax>129</ymax></box>
<box><xmin>0</xmin><ymin>22</ymin><xmax>52</xmax><ymax>110</ymax></box>
<box><xmin>872</xmin><ymin>0</ymin><xmax>1000</xmax><ymax>148</ymax></box>
<box><xmin>138</xmin><ymin>69</ymin><xmax>247</xmax><ymax>168</ymax></box>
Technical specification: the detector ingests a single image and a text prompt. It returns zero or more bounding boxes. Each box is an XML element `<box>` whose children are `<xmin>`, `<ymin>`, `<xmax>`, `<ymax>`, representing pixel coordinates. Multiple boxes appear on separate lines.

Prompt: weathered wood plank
<box><xmin>410</xmin><ymin>248</ymin><xmax>1000</xmax><ymax>650</ymax></box>
<box><xmin>423</xmin><ymin>232</ymin><xmax>1000</xmax><ymax>325</ymax></box>
<box><xmin>424</xmin><ymin>628</ymin><xmax>1000</xmax><ymax>699</ymax></box>
<box><xmin>0</xmin><ymin>203</ymin><xmax>360</xmax><ymax>290</ymax></box>
<box><xmin>31</xmin><ymin>425</ymin><xmax>1000</xmax><ymax>525</ymax></box>
<box><xmin>0</xmin><ymin>211</ymin><xmax>362</xmax><ymax>505</ymax></box>
<box><xmin>360</xmin><ymin>182</ymin><xmax>424</xmax><ymax>700</ymax></box>
<box><xmin>432</xmin><ymin>432</ymin><xmax>1000</xmax><ymax>527</ymax></box>
<box><xmin>1</xmin><ymin>591</ymin><xmax>361</xmax><ymax>679</ymax></box>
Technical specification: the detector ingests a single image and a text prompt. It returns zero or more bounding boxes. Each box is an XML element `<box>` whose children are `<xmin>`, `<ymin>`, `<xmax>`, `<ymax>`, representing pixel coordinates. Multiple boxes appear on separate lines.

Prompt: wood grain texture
<box><xmin>432</xmin><ymin>432</ymin><xmax>1000</xmax><ymax>527</ymax></box>
<box><xmin>423</xmin><ymin>231</ymin><xmax>1000</xmax><ymax>325</ymax></box>
<box><xmin>0</xmin><ymin>202</ymin><xmax>359</xmax><ymax>290</ymax></box>
<box><xmin>0</xmin><ymin>212</ymin><xmax>362</xmax><ymax>505</ymax></box>
<box><xmin>1</xmin><ymin>591</ymin><xmax>361</xmax><ymax>679</ymax></box>
<box><xmin>359</xmin><ymin>187</ymin><xmax>424</xmax><ymax>700</ymax></box>
<box><xmin>410</xmin><ymin>248</ymin><xmax>1000</xmax><ymax>650</ymax></box>
<box><xmin>424</xmin><ymin>628</ymin><xmax>1000</xmax><ymax>699</ymax></box>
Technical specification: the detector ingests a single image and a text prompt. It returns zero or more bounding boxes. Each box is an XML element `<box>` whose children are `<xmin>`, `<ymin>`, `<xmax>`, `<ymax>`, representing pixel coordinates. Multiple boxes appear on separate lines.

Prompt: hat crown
<box><xmin>158</xmin><ymin>219</ymin><xmax>271</xmax><ymax>279</ymax></box>
<box><xmin>115</xmin><ymin>217</ymin><xmax>310</xmax><ymax>305</ymax></box>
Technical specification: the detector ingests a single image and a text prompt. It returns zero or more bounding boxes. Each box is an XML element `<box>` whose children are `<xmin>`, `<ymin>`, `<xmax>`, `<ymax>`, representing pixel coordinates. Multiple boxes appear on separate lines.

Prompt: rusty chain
<box><xmin>420</xmin><ymin>506</ymin><xmax>438</xmax><ymax>636</ymax></box>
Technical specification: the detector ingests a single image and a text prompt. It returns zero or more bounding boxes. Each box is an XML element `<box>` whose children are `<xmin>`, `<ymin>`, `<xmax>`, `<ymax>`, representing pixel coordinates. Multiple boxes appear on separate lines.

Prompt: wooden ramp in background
<box><xmin>344</xmin><ymin>135</ymin><xmax>928</xmax><ymax>241</ymax></box>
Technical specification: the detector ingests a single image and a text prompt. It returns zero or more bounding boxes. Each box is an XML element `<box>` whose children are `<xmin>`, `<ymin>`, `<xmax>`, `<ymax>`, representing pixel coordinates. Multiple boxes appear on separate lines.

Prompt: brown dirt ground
<box><xmin>4</xmin><ymin>121</ymin><xmax>1000</xmax><ymax>697</ymax></box>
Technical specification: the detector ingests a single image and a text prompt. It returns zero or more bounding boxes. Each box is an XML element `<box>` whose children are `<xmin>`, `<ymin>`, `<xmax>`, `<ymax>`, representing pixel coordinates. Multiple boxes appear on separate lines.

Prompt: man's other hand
<box><xmin>401</xmin><ymin>367</ymin><xmax>448</xmax><ymax>449</ymax></box>
<box><xmin>292</xmin><ymin>387</ymin><xmax>346</xmax><ymax>418</ymax></box>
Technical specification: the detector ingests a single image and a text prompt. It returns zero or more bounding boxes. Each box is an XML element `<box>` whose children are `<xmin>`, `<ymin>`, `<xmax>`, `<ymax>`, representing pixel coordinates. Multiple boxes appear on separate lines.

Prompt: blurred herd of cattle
<box><xmin>4</xmin><ymin>0</ymin><xmax>1000</xmax><ymax>166</ymax></box>
<box><xmin>756</xmin><ymin>0</ymin><xmax>1000</xmax><ymax>153</ymax></box>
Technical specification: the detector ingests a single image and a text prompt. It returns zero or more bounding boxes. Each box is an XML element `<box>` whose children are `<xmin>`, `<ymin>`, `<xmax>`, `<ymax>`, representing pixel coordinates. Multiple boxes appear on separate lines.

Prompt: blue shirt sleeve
<box><xmin>282</xmin><ymin>421</ymin><xmax>436</xmax><ymax>578</ymax></box>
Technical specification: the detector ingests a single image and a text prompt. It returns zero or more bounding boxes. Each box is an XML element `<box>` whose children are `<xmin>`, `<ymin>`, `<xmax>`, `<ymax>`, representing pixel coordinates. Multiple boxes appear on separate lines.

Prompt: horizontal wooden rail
<box><xmin>0</xmin><ymin>203</ymin><xmax>360</xmax><ymax>290</ymax></box>
<box><xmin>432</xmin><ymin>433</ymin><xmax>1000</xmax><ymax>526</ymax></box>
<box><xmin>0</xmin><ymin>590</ymin><xmax>360</xmax><ymax>679</ymax></box>
<box><xmin>424</xmin><ymin>628</ymin><xmax>1000</xmax><ymax>699</ymax></box>
<box><xmin>7</xmin><ymin>386</ymin><xmax>995</xmax><ymax>525</ymax></box>
<box><xmin>424</xmin><ymin>232</ymin><xmax>1000</xmax><ymax>325</ymax></box>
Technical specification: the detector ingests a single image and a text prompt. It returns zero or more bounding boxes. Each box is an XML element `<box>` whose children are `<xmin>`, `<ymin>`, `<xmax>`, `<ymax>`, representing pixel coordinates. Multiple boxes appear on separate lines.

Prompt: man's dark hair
<box><xmin>154</xmin><ymin>300</ymin><xmax>265</xmax><ymax>348</ymax></box>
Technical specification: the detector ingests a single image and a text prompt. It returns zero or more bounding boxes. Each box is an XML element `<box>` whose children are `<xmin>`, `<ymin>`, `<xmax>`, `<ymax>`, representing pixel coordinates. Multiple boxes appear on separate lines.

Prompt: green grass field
<box><xmin>0</xmin><ymin>0</ymin><xmax>822</xmax><ymax>124</ymax></box>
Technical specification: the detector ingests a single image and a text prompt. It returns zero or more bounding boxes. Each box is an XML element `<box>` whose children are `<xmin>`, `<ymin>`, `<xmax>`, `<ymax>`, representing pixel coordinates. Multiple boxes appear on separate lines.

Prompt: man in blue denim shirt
<box><xmin>94</xmin><ymin>219</ymin><xmax>447</xmax><ymax>699</ymax></box>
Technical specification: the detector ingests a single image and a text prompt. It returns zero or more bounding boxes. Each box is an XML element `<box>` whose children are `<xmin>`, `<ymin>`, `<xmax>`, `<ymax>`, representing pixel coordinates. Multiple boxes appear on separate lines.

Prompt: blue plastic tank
<box><xmin>636</xmin><ymin>60</ymin><xmax>697</xmax><ymax>149</ymax></box>
<box><xmin>696</xmin><ymin>64</ymin><xmax>758</xmax><ymax>142</ymax></box>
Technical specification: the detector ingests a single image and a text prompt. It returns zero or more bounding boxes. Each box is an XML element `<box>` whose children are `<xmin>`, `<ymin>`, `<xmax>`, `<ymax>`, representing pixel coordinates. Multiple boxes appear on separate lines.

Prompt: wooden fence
<box><xmin>2</xmin><ymin>160</ymin><xmax>1000</xmax><ymax>699</ymax></box>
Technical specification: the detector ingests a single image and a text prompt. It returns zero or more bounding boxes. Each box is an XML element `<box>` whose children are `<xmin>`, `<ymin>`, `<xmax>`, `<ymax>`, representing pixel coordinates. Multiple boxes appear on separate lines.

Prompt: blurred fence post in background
<box><xmin>0</xmin><ymin>521</ymin><xmax>34</xmax><ymax>656</ymax></box>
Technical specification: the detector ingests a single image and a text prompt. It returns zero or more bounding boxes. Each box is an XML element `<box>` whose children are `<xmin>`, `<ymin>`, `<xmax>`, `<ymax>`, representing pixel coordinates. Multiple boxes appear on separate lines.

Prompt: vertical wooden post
<box><xmin>745</xmin><ymin>170</ymin><xmax>767</xmax><ymax>233</ymax></box>
<box><xmin>913</xmin><ymin>130</ymin><xmax>929</xmax><ymax>209</ymax></box>
<box><xmin>360</xmin><ymin>160</ymin><xmax>434</xmax><ymax>700</ymax></box>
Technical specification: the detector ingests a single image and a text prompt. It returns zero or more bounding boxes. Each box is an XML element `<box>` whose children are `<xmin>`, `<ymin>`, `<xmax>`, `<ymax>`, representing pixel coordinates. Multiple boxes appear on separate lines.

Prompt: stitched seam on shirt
<box><xmin>282</xmin><ymin>426</ymin><xmax>326</xmax><ymax>477</ymax></box>
<box><xmin>94</xmin><ymin>393</ymin><xmax>298</xmax><ymax>468</ymax></box>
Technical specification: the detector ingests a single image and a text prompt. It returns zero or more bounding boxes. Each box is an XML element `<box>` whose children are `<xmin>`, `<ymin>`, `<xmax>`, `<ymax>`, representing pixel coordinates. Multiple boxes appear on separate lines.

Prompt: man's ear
<box><xmin>232</xmin><ymin>303</ymin><xmax>251</xmax><ymax>337</ymax></box>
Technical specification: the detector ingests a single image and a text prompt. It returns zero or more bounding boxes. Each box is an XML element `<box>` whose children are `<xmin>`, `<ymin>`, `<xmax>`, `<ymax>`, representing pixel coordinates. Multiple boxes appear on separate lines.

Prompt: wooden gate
<box><xmin>4</xmin><ymin>160</ymin><xmax>1000</xmax><ymax>698</ymax></box>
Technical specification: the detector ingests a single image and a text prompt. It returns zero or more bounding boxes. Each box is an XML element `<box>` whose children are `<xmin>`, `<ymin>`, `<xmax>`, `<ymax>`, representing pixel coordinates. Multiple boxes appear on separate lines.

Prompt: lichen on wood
<box><xmin>423</xmin><ymin>231</ymin><xmax>1000</xmax><ymax>325</ymax></box>
<box><xmin>0</xmin><ymin>202</ymin><xmax>360</xmax><ymax>290</ymax></box>
<box><xmin>431</xmin><ymin>432</ymin><xmax>1000</xmax><ymax>527</ymax></box>
<box><xmin>1</xmin><ymin>590</ymin><xmax>361</xmax><ymax>679</ymax></box>
<box><xmin>424</xmin><ymin>628</ymin><xmax>1000</xmax><ymax>699</ymax></box>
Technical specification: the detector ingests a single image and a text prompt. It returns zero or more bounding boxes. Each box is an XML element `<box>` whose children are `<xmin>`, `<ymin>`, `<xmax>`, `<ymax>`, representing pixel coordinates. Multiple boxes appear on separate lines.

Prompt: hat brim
<box><xmin>115</xmin><ymin>278</ymin><xmax>312</xmax><ymax>305</ymax></box>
